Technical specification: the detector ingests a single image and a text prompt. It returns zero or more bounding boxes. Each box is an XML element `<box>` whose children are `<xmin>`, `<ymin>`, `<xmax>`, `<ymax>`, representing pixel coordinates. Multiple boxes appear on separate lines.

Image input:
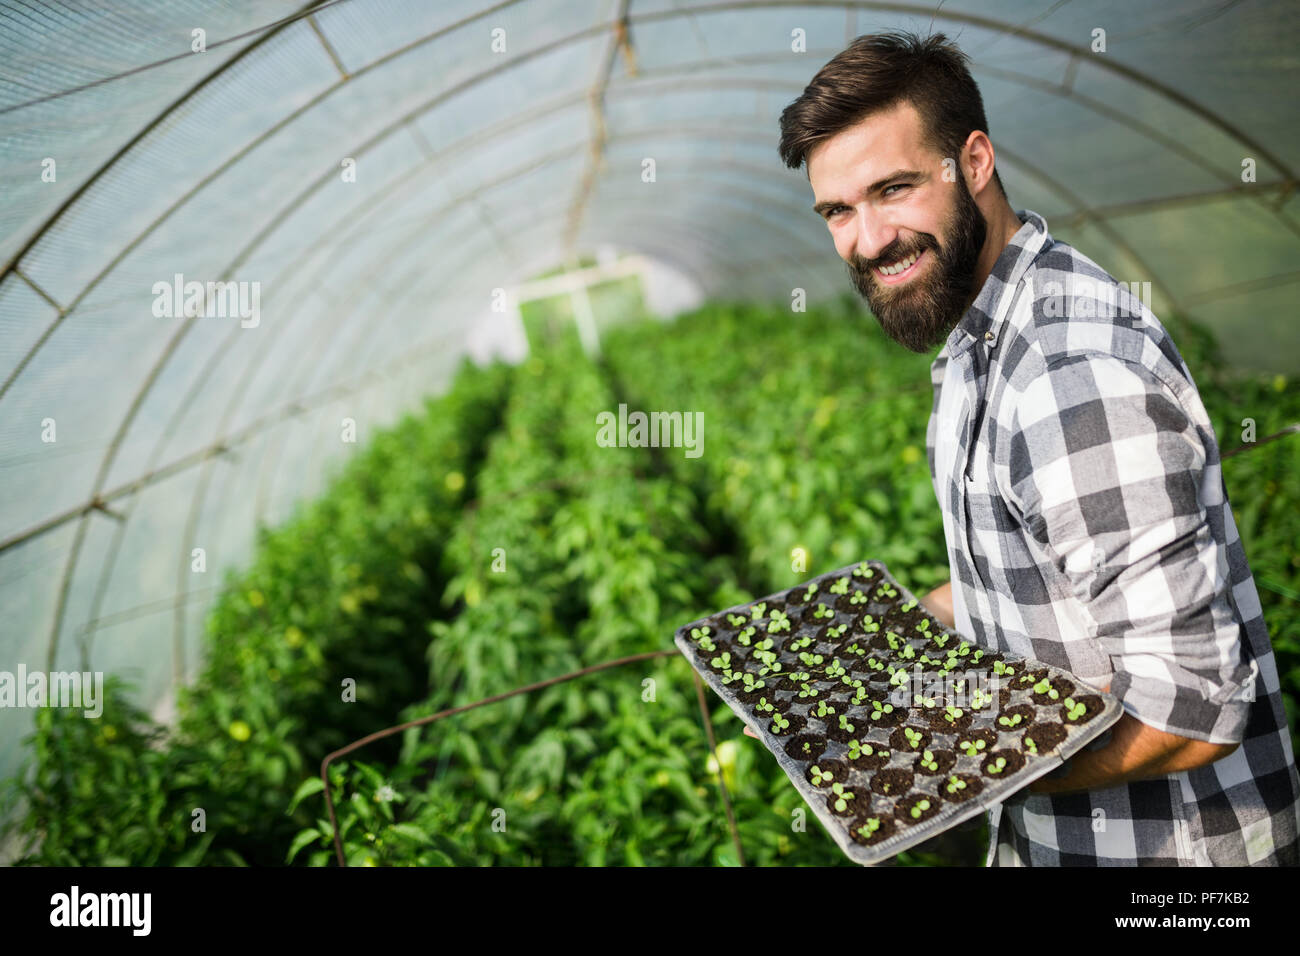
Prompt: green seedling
<box><xmin>913</xmin><ymin>693</ymin><xmax>937</xmax><ymax>709</ymax></box>
<box><xmin>960</xmin><ymin>738</ymin><xmax>986</xmax><ymax>757</ymax></box>
<box><xmin>842</xmin><ymin>640</ymin><xmax>865</xmax><ymax>657</ymax></box>
<box><xmin>736</xmin><ymin>625</ymin><xmax>757</xmax><ymax>646</ymax></box>
<box><xmin>796</xmin><ymin>683</ymin><xmax>820</xmax><ymax>699</ymax></box>
<box><xmin>767</xmin><ymin>610</ymin><xmax>792</xmax><ymax>634</ymax></box>
<box><xmin>788</xmin><ymin>635</ymin><xmax>814</xmax><ymax>652</ymax></box>
<box><xmin>1025</xmin><ymin>736</ymin><xmax>1038</xmax><ymax>755</ymax></box>
<box><xmin>750</xmin><ymin>602</ymin><xmax>768</xmax><ymax>620</ymax></box>
<box><xmin>740</xmin><ymin>673</ymin><xmax>765</xmax><ymax>693</ymax></box>
<box><xmin>726</xmin><ymin>613</ymin><xmax>747</xmax><ymax>627</ymax></box>
<box><xmin>869</xmin><ymin>700</ymin><xmax>894</xmax><ymax>720</ymax></box>
<box><xmin>846</xmin><ymin>739</ymin><xmax>875</xmax><ymax>760</ymax></box>
<box><xmin>998</xmin><ymin>713</ymin><xmax>1024</xmax><ymax>728</ymax></box>
<box><xmin>769</xmin><ymin>713</ymin><xmax>790</xmax><ymax>733</ymax></box>
<box><xmin>942</xmin><ymin>706</ymin><xmax>965</xmax><ymax>724</ymax></box>
<box><xmin>755</xmin><ymin>697</ymin><xmax>776</xmax><ymax>714</ymax></box>
<box><xmin>827</xmin><ymin>623</ymin><xmax>849</xmax><ymax>640</ymax></box>
<box><xmin>709</xmin><ymin>651</ymin><xmax>732</xmax><ymax>670</ymax></box>
<box><xmin>825</xmin><ymin>662</ymin><xmax>847</xmax><ymax>679</ymax></box>
<box><xmin>812</xmin><ymin>700</ymin><xmax>836</xmax><ymax>719</ymax></box>
<box><xmin>945</xmin><ymin>775</ymin><xmax>967</xmax><ymax>795</ymax></box>
<box><xmin>1064</xmin><ymin>697</ymin><xmax>1087</xmax><ymax>721</ymax></box>
<box><xmin>899</xmin><ymin>598</ymin><xmax>918</xmax><ymax>613</ymax></box>
<box><xmin>903</xmin><ymin>727</ymin><xmax>924</xmax><ymax>749</ymax></box>
<box><xmin>987</xmin><ymin>756</ymin><xmax>1008</xmax><ymax>774</ymax></box>
<box><xmin>812</xmin><ymin>604</ymin><xmax>835</xmax><ymax>621</ymax></box>
<box><xmin>798</xmin><ymin>651</ymin><xmax>825</xmax><ymax>667</ymax></box>
<box><xmin>801</xmin><ymin>583</ymin><xmax>819</xmax><ymax>601</ymax></box>
<box><xmin>875</xmin><ymin>583</ymin><xmax>898</xmax><ymax>599</ymax></box>
<box><xmin>908</xmin><ymin>798</ymin><xmax>932</xmax><ymax>819</ymax></box>
<box><xmin>1033</xmin><ymin>678</ymin><xmax>1060</xmax><ymax>700</ymax></box>
<box><xmin>829</xmin><ymin>577</ymin><xmax>849</xmax><ymax>595</ymax></box>
<box><xmin>838</xmin><ymin>714</ymin><xmax>856</xmax><ymax>734</ymax></box>
<box><xmin>857</xmin><ymin>817</ymin><xmax>883</xmax><ymax>838</ymax></box>
<box><xmin>919</xmin><ymin>750</ymin><xmax>939</xmax><ymax>772</ymax></box>
<box><xmin>993</xmin><ymin>660</ymin><xmax>1014</xmax><ymax>677</ymax></box>
<box><xmin>810</xmin><ymin>765</ymin><xmax>835</xmax><ymax>787</ymax></box>
<box><xmin>848</xmin><ymin>589</ymin><xmax>868</xmax><ymax>606</ymax></box>
<box><xmin>852</xmin><ymin>562</ymin><xmax>874</xmax><ymax>579</ymax></box>
<box><xmin>830</xmin><ymin>782</ymin><xmax>855</xmax><ymax>813</ymax></box>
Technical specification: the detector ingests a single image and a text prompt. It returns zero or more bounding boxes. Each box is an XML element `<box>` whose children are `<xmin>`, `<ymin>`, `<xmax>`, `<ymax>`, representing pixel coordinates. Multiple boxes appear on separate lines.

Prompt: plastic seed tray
<box><xmin>674</xmin><ymin>560</ymin><xmax>1123</xmax><ymax>865</ymax></box>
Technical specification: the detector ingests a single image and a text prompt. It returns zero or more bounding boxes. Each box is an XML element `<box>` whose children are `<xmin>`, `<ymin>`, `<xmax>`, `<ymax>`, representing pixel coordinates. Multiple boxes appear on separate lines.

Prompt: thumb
<box><xmin>742</xmin><ymin>725</ymin><xmax>760</xmax><ymax>739</ymax></box>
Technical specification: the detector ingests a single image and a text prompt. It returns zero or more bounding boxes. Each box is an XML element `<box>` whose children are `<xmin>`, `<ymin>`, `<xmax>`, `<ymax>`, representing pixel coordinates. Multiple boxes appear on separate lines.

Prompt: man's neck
<box><xmin>962</xmin><ymin>201</ymin><xmax>1024</xmax><ymax>315</ymax></box>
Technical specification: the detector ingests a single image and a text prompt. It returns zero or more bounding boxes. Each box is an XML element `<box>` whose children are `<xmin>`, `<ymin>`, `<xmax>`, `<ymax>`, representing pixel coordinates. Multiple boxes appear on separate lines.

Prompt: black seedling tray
<box><xmin>674</xmin><ymin>560</ymin><xmax>1122</xmax><ymax>865</ymax></box>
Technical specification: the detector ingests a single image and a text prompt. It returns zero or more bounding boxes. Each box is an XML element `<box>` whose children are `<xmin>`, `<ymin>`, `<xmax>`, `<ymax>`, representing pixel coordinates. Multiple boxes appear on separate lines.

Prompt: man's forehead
<box><xmin>808</xmin><ymin>101</ymin><xmax>928</xmax><ymax>188</ymax></box>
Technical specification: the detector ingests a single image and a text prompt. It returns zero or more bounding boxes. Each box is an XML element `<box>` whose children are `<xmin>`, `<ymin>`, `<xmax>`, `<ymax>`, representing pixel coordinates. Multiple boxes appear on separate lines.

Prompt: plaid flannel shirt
<box><xmin>925</xmin><ymin>208</ymin><xmax>1300</xmax><ymax>866</ymax></box>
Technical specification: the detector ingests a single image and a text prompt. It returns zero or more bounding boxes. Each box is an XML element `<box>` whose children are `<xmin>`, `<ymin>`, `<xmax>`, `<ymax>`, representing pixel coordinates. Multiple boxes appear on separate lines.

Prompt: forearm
<box><xmin>920</xmin><ymin>580</ymin><xmax>955</xmax><ymax>630</ymax></box>
<box><xmin>1028</xmin><ymin>689</ymin><xmax>1239</xmax><ymax>795</ymax></box>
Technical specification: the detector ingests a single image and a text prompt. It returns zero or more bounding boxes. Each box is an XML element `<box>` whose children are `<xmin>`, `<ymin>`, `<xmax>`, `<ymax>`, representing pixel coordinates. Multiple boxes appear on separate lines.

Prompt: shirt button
<box><xmin>984</xmin><ymin>330</ymin><xmax>995</xmax><ymax>343</ymax></box>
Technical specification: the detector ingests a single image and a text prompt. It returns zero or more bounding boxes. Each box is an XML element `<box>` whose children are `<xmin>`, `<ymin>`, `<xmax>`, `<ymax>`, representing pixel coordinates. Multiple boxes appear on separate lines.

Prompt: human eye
<box><xmin>883</xmin><ymin>183</ymin><xmax>910</xmax><ymax>197</ymax></box>
<box><xmin>823</xmin><ymin>204</ymin><xmax>848</xmax><ymax>220</ymax></box>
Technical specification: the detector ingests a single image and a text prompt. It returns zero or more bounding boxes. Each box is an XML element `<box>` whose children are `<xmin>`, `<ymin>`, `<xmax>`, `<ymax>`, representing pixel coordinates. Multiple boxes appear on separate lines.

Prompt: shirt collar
<box><xmin>945</xmin><ymin>208</ymin><xmax>1051</xmax><ymax>357</ymax></box>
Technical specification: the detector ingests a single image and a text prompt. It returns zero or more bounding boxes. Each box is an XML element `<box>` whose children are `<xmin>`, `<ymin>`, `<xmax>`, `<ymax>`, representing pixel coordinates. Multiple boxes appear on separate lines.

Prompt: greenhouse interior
<box><xmin>0</xmin><ymin>0</ymin><xmax>1298</xmax><ymax>870</ymax></box>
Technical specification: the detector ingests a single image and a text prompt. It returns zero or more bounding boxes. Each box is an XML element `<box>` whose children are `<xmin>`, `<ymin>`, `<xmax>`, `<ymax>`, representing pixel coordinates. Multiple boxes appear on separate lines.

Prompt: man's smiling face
<box><xmin>809</xmin><ymin>100</ymin><xmax>987</xmax><ymax>353</ymax></box>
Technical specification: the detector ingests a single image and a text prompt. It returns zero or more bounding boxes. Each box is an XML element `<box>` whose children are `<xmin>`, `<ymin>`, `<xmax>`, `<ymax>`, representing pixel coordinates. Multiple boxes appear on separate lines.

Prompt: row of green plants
<box><xmin>291</xmin><ymin>341</ymin><xmax>873</xmax><ymax>865</ymax></box>
<box><xmin>1</xmin><ymin>359</ymin><xmax>513</xmax><ymax>865</ymax></box>
<box><xmin>602</xmin><ymin>296</ymin><xmax>985</xmax><ymax>863</ymax></box>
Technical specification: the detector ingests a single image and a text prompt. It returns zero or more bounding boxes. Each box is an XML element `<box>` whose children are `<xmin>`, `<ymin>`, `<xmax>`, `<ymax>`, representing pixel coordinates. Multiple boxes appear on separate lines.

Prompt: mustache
<box><xmin>851</xmin><ymin>237</ymin><xmax>936</xmax><ymax>273</ymax></box>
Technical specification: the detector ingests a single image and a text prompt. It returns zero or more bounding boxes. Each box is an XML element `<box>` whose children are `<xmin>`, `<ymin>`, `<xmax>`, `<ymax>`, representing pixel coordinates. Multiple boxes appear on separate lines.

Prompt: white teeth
<box><xmin>879</xmin><ymin>251</ymin><xmax>919</xmax><ymax>276</ymax></box>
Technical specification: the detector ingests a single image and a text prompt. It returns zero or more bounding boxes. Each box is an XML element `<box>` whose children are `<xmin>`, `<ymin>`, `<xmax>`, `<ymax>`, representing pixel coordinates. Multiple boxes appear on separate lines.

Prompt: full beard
<box><xmin>847</xmin><ymin>177</ymin><xmax>987</xmax><ymax>353</ymax></box>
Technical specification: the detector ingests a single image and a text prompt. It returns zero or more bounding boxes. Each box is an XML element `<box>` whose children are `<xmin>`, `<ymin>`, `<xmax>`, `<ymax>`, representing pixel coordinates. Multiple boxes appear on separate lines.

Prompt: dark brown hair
<box><xmin>778</xmin><ymin>31</ymin><xmax>1005</xmax><ymax>197</ymax></box>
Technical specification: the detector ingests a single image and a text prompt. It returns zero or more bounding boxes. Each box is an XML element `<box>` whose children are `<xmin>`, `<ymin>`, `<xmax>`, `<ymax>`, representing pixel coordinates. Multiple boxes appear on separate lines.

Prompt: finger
<box><xmin>743</xmin><ymin>725</ymin><xmax>759</xmax><ymax>739</ymax></box>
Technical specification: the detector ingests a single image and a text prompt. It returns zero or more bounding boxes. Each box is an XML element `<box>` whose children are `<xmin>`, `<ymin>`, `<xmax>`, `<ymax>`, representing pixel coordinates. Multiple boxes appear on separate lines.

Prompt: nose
<box><xmin>851</xmin><ymin>205</ymin><xmax>899</xmax><ymax>264</ymax></box>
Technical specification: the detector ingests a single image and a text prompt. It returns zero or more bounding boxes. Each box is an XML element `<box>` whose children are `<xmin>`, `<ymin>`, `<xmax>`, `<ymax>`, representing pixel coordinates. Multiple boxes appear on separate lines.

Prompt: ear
<box><xmin>962</xmin><ymin>130</ymin><xmax>998</xmax><ymax>196</ymax></box>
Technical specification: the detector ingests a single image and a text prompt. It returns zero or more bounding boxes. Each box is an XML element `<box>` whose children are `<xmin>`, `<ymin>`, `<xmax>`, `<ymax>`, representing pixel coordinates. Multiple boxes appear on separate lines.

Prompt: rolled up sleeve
<box><xmin>1003</xmin><ymin>353</ymin><xmax>1254</xmax><ymax>744</ymax></box>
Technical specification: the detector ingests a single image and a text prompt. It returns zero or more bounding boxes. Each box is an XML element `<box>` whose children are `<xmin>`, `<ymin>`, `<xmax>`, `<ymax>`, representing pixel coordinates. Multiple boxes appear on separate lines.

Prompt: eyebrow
<box><xmin>812</xmin><ymin>168</ymin><xmax>926</xmax><ymax>217</ymax></box>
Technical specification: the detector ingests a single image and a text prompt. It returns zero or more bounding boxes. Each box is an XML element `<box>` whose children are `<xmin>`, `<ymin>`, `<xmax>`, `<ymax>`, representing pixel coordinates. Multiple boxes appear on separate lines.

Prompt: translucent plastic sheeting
<box><xmin>1</xmin><ymin>0</ymin><xmax>1298</xmax><ymax>787</ymax></box>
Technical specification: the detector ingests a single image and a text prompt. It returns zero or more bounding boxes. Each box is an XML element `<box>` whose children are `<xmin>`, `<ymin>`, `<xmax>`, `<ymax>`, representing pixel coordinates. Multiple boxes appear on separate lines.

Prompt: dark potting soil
<box><xmin>1021</xmin><ymin>721</ymin><xmax>1069</xmax><ymax>756</ymax></box>
<box><xmin>1061</xmin><ymin>693</ymin><xmax>1106</xmax><ymax>725</ymax></box>
<box><xmin>912</xmin><ymin>748</ymin><xmax>957</xmax><ymax>777</ymax></box>
<box><xmin>805</xmin><ymin>758</ymin><xmax>851</xmax><ymax>788</ymax></box>
<box><xmin>925</xmin><ymin>707</ymin><xmax>974</xmax><ymax>734</ymax></box>
<box><xmin>890</xmin><ymin>725</ymin><xmax>933</xmax><ymax>752</ymax></box>
<box><xmin>939</xmin><ymin>773</ymin><xmax>984</xmax><ymax>804</ymax></box>
<box><xmin>894</xmin><ymin>792</ymin><xmax>942</xmax><ymax>825</ymax></box>
<box><xmin>981</xmin><ymin>749</ymin><xmax>1027</xmax><ymax>779</ymax></box>
<box><xmin>870</xmin><ymin>767</ymin><xmax>914</xmax><ymax>797</ymax></box>
<box><xmin>994</xmin><ymin>704</ymin><xmax>1035</xmax><ymax>735</ymax></box>
<box><xmin>846</xmin><ymin>743</ymin><xmax>892</xmax><ymax>771</ymax></box>
<box><xmin>848</xmin><ymin>812</ymin><xmax>897</xmax><ymax>846</ymax></box>
<box><xmin>1030</xmin><ymin>676</ymin><xmax>1076</xmax><ymax>707</ymax></box>
<box><xmin>783</xmin><ymin>733</ymin><xmax>826</xmax><ymax>762</ymax></box>
<box><xmin>955</xmin><ymin>728</ymin><xmax>998</xmax><ymax>758</ymax></box>
<box><xmin>826</xmin><ymin>785</ymin><xmax>867</xmax><ymax>817</ymax></box>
